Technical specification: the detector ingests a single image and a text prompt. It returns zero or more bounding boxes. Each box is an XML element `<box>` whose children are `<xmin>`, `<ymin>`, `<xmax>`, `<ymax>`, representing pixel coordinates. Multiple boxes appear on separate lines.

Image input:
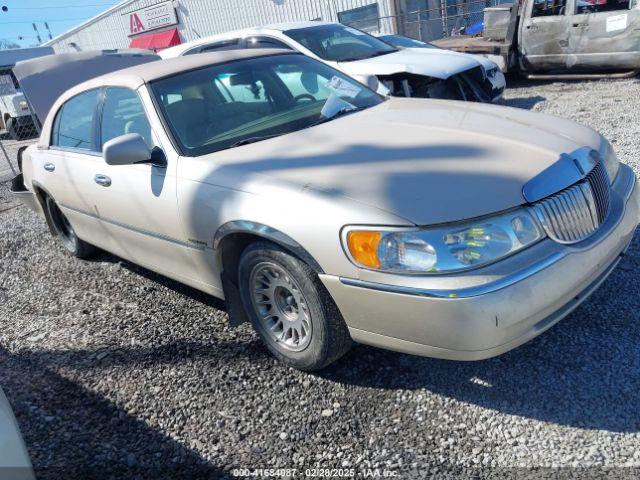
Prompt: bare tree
<box><xmin>0</xmin><ymin>39</ymin><xmax>21</xmax><ymax>50</ymax></box>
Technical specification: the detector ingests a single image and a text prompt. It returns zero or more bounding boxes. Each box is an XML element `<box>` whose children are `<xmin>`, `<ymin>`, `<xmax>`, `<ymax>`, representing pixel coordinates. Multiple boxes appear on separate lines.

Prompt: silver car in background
<box><xmin>11</xmin><ymin>49</ymin><xmax>640</xmax><ymax>370</ymax></box>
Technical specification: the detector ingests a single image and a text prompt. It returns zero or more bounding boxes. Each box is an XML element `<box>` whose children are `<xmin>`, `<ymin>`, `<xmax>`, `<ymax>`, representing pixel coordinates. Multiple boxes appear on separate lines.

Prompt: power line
<box><xmin>6</xmin><ymin>3</ymin><xmax>115</xmax><ymax>9</ymax></box>
<box><xmin>0</xmin><ymin>17</ymin><xmax>94</xmax><ymax>25</ymax></box>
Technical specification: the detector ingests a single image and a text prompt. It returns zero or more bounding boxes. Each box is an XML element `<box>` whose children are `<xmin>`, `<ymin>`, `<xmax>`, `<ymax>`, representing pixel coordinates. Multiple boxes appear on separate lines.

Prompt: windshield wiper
<box><xmin>229</xmin><ymin>133</ymin><xmax>285</xmax><ymax>148</ymax></box>
<box><xmin>339</xmin><ymin>50</ymin><xmax>396</xmax><ymax>62</ymax></box>
<box><xmin>364</xmin><ymin>50</ymin><xmax>396</xmax><ymax>59</ymax></box>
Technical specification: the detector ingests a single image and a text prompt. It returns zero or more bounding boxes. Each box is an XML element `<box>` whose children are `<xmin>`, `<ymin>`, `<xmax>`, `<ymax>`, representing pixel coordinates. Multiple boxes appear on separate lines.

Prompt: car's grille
<box><xmin>531</xmin><ymin>161</ymin><xmax>611</xmax><ymax>244</ymax></box>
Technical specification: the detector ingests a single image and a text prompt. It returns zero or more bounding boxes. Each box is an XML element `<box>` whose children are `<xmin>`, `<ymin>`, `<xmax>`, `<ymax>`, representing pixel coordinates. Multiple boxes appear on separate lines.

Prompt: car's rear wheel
<box><xmin>43</xmin><ymin>194</ymin><xmax>96</xmax><ymax>259</ymax></box>
<box><xmin>238</xmin><ymin>241</ymin><xmax>352</xmax><ymax>371</ymax></box>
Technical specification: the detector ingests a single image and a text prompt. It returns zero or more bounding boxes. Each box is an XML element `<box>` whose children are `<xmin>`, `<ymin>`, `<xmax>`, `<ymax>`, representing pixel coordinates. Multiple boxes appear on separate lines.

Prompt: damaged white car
<box><xmin>160</xmin><ymin>22</ymin><xmax>505</xmax><ymax>103</ymax></box>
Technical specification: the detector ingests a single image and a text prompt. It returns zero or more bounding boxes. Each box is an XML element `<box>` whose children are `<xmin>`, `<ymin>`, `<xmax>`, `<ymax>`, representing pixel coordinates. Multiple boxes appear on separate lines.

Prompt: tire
<box><xmin>43</xmin><ymin>194</ymin><xmax>96</xmax><ymax>259</ymax></box>
<box><xmin>238</xmin><ymin>241</ymin><xmax>352</xmax><ymax>371</ymax></box>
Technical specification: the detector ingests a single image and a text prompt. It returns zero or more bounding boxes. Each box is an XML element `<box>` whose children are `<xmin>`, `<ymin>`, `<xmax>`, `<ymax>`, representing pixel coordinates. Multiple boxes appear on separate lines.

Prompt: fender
<box><xmin>213</xmin><ymin>220</ymin><xmax>324</xmax><ymax>274</ymax></box>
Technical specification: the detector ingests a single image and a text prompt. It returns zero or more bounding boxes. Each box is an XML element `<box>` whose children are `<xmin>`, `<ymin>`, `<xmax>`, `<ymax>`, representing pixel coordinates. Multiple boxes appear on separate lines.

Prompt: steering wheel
<box><xmin>293</xmin><ymin>93</ymin><xmax>316</xmax><ymax>103</ymax></box>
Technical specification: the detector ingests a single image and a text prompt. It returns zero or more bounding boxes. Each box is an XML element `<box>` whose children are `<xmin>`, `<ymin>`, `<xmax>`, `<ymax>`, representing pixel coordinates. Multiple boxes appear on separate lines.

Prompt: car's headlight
<box><xmin>599</xmin><ymin>137</ymin><xmax>620</xmax><ymax>182</ymax></box>
<box><xmin>343</xmin><ymin>209</ymin><xmax>544</xmax><ymax>274</ymax></box>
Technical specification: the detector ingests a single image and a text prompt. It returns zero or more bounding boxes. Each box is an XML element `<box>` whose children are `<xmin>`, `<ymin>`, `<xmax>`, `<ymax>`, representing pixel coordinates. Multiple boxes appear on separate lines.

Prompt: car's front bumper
<box><xmin>320</xmin><ymin>164</ymin><xmax>639</xmax><ymax>360</ymax></box>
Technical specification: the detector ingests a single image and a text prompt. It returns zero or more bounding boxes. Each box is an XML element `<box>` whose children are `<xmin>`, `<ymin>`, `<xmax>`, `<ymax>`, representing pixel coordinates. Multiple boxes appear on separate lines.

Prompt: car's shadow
<box><xmin>88</xmin><ymin>231</ymin><xmax>640</xmax><ymax>434</ymax></box>
<box><xmin>0</xmin><ymin>343</ymin><xmax>231</xmax><ymax>480</ymax></box>
<box><xmin>499</xmin><ymin>95</ymin><xmax>547</xmax><ymax>111</ymax></box>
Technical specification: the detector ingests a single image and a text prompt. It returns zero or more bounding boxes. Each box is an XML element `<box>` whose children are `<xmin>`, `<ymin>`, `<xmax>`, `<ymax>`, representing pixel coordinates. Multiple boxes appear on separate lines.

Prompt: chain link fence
<box><xmin>0</xmin><ymin>98</ymin><xmax>39</xmax><ymax>184</ymax></box>
<box><xmin>345</xmin><ymin>0</ymin><xmax>508</xmax><ymax>42</ymax></box>
<box><xmin>400</xmin><ymin>0</ymin><xmax>498</xmax><ymax>41</ymax></box>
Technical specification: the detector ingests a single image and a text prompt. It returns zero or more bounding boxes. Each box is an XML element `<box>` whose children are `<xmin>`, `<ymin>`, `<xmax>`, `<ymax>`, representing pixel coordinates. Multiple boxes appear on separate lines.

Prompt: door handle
<box><xmin>43</xmin><ymin>163</ymin><xmax>55</xmax><ymax>172</ymax></box>
<box><xmin>526</xmin><ymin>25</ymin><xmax>539</xmax><ymax>31</ymax></box>
<box><xmin>94</xmin><ymin>174</ymin><xmax>112</xmax><ymax>187</ymax></box>
<box><xmin>573</xmin><ymin>22</ymin><xmax>589</xmax><ymax>27</ymax></box>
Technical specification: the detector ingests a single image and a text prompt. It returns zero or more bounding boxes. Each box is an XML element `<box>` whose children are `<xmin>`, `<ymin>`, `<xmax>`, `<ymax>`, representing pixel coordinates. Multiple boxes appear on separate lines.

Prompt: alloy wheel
<box><xmin>249</xmin><ymin>262</ymin><xmax>312</xmax><ymax>352</ymax></box>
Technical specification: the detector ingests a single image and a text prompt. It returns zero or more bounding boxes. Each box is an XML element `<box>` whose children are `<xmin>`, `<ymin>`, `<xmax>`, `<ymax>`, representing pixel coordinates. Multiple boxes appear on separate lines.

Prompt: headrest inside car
<box><xmin>229</xmin><ymin>71</ymin><xmax>257</xmax><ymax>86</ymax></box>
<box><xmin>300</xmin><ymin>71</ymin><xmax>319</xmax><ymax>94</ymax></box>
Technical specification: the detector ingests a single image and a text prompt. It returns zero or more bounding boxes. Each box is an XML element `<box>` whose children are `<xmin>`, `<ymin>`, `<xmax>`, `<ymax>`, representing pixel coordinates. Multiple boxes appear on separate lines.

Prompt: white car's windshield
<box><xmin>150</xmin><ymin>54</ymin><xmax>383</xmax><ymax>156</ymax></box>
<box><xmin>379</xmin><ymin>35</ymin><xmax>438</xmax><ymax>50</ymax></box>
<box><xmin>284</xmin><ymin>24</ymin><xmax>397</xmax><ymax>62</ymax></box>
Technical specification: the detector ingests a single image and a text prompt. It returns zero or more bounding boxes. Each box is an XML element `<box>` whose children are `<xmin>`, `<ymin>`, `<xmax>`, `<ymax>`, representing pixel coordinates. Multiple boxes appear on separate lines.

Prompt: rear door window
<box><xmin>52</xmin><ymin>89</ymin><xmax>100</xmax><ymax>150</ymax></box>
<box><xmin>576</xmin><ymin>0</ymin><xmax>631</xmax><ymax>14</ymax></box>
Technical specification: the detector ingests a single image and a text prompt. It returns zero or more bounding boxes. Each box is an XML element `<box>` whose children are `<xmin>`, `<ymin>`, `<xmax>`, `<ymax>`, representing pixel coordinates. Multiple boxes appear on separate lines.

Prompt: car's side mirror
<box><xmin>103</xmin><ymin>133</ymin><xmax>152</xmax><ymax>166</ymax></box>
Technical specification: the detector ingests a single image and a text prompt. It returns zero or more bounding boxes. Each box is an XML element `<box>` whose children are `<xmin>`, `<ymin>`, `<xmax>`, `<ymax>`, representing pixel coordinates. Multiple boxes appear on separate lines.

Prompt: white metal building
<box><xmin>44</xmin><ymin>0</ymin><xmax>411</xmax><ymax>54</ymax></box>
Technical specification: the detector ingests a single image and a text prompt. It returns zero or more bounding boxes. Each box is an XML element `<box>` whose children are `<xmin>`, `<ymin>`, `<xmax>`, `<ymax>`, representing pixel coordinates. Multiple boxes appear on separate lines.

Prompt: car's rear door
<box><xmin>566</xmin><ymin>0</ymin><xmax>640</xmax><ymax>69</ymax></box>
<box><xmin>40</xmin><ymin>88</ymin><xmax>105</xmax><ymax>242</ymax></box>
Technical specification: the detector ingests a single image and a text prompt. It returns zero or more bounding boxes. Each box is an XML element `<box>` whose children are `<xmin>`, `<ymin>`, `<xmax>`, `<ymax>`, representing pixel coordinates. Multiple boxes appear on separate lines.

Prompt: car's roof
<box><xmin>73</xmin><ymin>48</ymin><xmax>295</xmax><ymax>92</ymax></box>
<box><xmin>160</xmin><ymin>21</ymin><xmax>334</xmax><ymax>58</ymax></box>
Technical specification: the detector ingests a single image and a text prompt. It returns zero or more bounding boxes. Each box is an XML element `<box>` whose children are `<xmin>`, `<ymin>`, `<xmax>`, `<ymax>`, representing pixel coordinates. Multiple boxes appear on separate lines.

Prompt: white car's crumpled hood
<box><xmin>201</xmin><ymin>98</ymin><xmax>603</xmax><ymax>226</ymax></box>
<box><xmin>337</xmin><ymin>48</ymin><xmax>483</xmax><ymax>80</ymax></box>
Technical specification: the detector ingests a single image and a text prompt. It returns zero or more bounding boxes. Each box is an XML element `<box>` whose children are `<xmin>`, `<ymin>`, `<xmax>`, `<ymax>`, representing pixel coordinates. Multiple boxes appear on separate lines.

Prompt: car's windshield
<box><xmin>380</xmin><ymin>35</ymin><xmax>438</xmax><ymax>50</ymax></box>
<box><xmin>150</xmin><ymin>54</ymin><xmax>383</xmax><ymax>156</ymax></box>
<box><xmin>284</xmin><ymin>24</ymin><xmax>397</xmax><ymax>62</ymax></box>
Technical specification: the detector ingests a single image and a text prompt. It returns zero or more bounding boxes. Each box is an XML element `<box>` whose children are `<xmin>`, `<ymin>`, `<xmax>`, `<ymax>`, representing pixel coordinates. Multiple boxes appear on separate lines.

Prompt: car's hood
<box><xmin>337</xmin><ymin>48</ymin><xmax>483</xmax><ymax>79</ymax></box>
<box><xmin>201</xmin><ymin>98</ymin><xmax>603</xmax><ymax>225</ymax></box>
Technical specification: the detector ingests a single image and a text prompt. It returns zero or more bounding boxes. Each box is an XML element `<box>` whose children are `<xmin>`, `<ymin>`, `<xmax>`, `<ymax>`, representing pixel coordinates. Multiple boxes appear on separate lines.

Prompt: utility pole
<box><xmin>44</xmin><ymin>22</ymin><xmax>53</xmax><ymax>40</ymax></box>
<box><xmin>32</xmin><ymin>23</ymin><xmax>43</xmax><ymax>44</ymax></box>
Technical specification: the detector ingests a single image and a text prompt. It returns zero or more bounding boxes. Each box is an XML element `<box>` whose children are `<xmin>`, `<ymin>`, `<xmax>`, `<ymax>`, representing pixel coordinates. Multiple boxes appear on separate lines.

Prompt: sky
<box><xmin>0</xmin><ymin>0</ymin><xmax>121</xmax><ymax>48</ymax></box>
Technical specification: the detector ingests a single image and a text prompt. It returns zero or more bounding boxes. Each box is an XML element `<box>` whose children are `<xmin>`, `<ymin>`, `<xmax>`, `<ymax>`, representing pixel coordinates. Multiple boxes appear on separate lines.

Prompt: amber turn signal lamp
<box><xmin>347</xmin><ymin>231</ymin><xmax>382</xmax><ymax>268</ymax></box>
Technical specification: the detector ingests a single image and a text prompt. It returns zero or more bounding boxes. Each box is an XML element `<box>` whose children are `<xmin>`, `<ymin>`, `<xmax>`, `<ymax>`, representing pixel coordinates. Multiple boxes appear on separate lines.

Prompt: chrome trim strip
<box><xmin>49</xmin><ymin>146</ymin><xmax>102</xmax><ymax>157</ymax></box>
<box><xmin>530</xmin><ymin>160</ymin><xmax>612</xmax><ymax>245</ymax></box>
<box><xmin>339</xmin><ymin>253</ymin><xmax>566</xmax><ymax>299</ymax></box>
<box><xmin>59</xmin><ymin>203</ymin><xmax>205</xmax><ymax>251</ymax></box>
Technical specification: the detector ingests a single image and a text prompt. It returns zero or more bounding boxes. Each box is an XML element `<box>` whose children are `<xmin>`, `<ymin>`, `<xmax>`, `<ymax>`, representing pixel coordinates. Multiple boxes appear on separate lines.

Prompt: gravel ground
<box><xmin>0</xmin><ymin>132</ymin><xmax>35</xmax><ymax>182</ymax></box>
<box><xmin>1</xmin><ymin>78</ymin><xmax>639</xmax><ymax>480</ymax></box>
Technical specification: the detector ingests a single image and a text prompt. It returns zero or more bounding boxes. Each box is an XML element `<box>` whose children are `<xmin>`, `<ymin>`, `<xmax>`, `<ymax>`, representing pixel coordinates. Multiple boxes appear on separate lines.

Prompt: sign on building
<box><xmin>124</xmin><ymin>0</ymin><xmax>178</xmax><ymax>36</ymax></box>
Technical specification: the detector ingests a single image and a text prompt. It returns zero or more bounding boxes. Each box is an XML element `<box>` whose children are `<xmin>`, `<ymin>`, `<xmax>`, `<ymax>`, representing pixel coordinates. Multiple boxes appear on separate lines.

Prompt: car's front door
<box><xmin>566</xmin><ymin>0</ymin><xmax>640</xmax><ymax>69</ymax></box>
<box><xmin>83</xmin><ymin>86</ymin><xmax>201</xmax><ymax>282</ymax></box>
<box><xmin>520</xmin><ymin>0</ymin><xmax>572</xmax><ymax>70</ymax></box>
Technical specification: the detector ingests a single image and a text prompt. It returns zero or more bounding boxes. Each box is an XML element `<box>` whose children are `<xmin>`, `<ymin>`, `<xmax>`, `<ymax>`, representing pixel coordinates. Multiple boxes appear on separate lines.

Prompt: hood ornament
<box><xmin>522</xmin><ymin>147</ymin><xmax>600</xmax><ymax>203</ymax></box>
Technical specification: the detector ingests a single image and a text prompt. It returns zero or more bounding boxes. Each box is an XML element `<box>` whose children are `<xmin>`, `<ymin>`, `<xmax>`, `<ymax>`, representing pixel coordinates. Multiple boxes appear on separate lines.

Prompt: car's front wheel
<box><xmin>43</xmin><ymin>194</ymin><xmax>96</xmax><ymax>259</ymax></box>
<box><xmin>238</xmin><ymin>241</ymin><xmax>352</xmax><ymax>371</ymax></box>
